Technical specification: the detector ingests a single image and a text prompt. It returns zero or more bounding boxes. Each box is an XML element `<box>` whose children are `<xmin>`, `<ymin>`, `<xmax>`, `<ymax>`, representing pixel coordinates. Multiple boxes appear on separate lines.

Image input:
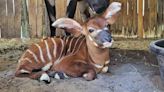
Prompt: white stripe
<box><xmin>24</xmin><ymin>58</ymin><xmax>33</xmax><ymax>63</ymax></box>
<box><xmin>102</xmin><ymin>66</ymin><xmax>109</xmax><ymax>73</ymax></box>
<box><xmin>54</xmin><ymin>37</ymin><xmax>85</xmax><ymax>65</ymax></box>
<box><xmin>27</xmin><ymin>49</ymin><xmax>39</xmax><ymax>63</ymax></box>
<box><xmin>105</xmin><ymin>60</ymin><xmax>110</xmax><ymax>65</ymax></box>
<box><xmin>59</xmin><ymin>39</ymin><xmax>64</xmax><ymax>58</ymax></box>
<box><xmin>54</xmin><ymin>74</ymin><xmax>60</xmax><ymax>80</ymax></box>
<box><xmin>18</xmin><ymin>52</ymin><xmax>27</xmax><ymax>63</ymax></box>
<box><xmin>51</xmin><ymin>38</ymin><xmax>57</xmax><ymax>58</ymax></box>
<box><xmin>65</xmin><ymin>36</ymin><xmax>70</xmax><ymax>46</ymax></box>
<box><xmin>88</xmin><ymin>35</ymin><xmax>93</xmax><ymax>41</ymax></box>
<box><xmin>44</xmin><ymin>40</ymin><xmax>52</xmax><ymax>61</ymax></box>
<box><xmin>42</xmin><ymin>62</ymin><xmax>52</xmax><ymax>71</ymax></box>
<box><xmin>63</xmin><ymin>73</ymin><xmax>69</xmax><ymax>78</ymax></box>
<box><xmin>54</xmin><ymin>39</ymin><xmax>65</xmax><ymax>65</ymax></box>
<box><xmin>72</xmin><ymin>36</ymin><xmax>83</xmax><ymax>53</ymax></box>
<box><xmin>34</xmin><ymin>44</ymin><xmax>46</xmax><ymax>63</ymax></box>
<box><xmin>73</xmin><ymin>37</ymin><xmax>85</xmax><ymax>54</ymax></box>
<box><xmin>67</xmin><ymin>37</ymin><xmax>75</xmax><ymax>53</ymax></box>
<box><xmin>40</xmin><ymin>73</ymin><xmax>50</xmax><ymax>82</ymax></box>
<box><xmin>88</xmin><ymin>35</ymin><xmax>99</xmax><ymax>47</ymax></box>
<box><xmin>20</xmin><ymin>69</ymin><xmax>30</xmax><ymax>74</ymax></box>
<box><xmin>93</xmin><ymin>63</ymin><xmax>104</xmax><ymax>69</ymax></box>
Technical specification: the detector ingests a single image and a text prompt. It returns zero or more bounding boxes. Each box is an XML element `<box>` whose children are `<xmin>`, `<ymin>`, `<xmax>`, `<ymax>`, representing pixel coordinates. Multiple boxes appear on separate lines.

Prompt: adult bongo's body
<box><xmin>44</xmin><ymin>0</ymin><xmax>110</xmax><ymax>36</ymax></box>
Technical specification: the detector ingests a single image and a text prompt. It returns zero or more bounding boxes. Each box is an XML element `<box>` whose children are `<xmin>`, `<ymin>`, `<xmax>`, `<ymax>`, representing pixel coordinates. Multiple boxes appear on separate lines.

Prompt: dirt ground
<box><xmin>0</xmin><ymin>38</ymin><xmax>163</xmax><ymax>92</ymax></box>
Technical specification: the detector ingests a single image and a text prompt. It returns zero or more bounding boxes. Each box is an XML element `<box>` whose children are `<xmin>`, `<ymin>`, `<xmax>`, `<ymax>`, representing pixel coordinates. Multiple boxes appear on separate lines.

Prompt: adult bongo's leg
<box><xmin>44</xmin><ymin>0</ymin><xmax>56</xmax><ymax>37</ymax></box>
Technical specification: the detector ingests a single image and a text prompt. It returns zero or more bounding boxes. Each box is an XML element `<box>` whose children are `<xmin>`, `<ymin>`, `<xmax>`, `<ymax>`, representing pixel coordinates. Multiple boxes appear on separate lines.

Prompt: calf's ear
<box><xmin>52</xmin><ymin>18</ymin><xmax>83</xmax><ymax>36</ymax></box>
<box><xmin>102</xmin><ymin>2</ymin><xmax>121</xmax><ymax>24</ymax></box>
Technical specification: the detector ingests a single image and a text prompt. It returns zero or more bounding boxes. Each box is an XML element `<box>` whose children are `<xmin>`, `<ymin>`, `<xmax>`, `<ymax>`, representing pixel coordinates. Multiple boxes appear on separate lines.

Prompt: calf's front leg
<box><xmin>101</xmin><ymin>60</ymin><xmax>110</xmax><ymax>73</ymax></box>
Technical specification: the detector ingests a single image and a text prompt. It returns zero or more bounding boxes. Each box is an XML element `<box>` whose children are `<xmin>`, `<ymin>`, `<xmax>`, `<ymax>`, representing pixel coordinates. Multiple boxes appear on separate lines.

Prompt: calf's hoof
<box><xmin>101</xmin><ymin>66</ymin><xmax>109</xmax><ymax>73</ymax></box>
<box><xmin>83</xmin><ymin>72</ymin><xmax>96</xmax><ymax>81</ymax></box>
<box><xmin>48</xmin><ymin>71</ymin><xmax>69</xmax><ymax>80</ymax></box>
<box><xmin>39</xmin><ymin>73</ymin><xmax>50</xmax><ymax>84</ymax></box>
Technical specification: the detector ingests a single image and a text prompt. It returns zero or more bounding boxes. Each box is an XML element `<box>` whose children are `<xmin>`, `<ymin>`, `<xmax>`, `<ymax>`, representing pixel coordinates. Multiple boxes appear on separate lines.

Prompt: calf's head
<box><xmin>52</xmin><ymin>2</ymin><xmax>121</xmax><ymax>48</ymax></box>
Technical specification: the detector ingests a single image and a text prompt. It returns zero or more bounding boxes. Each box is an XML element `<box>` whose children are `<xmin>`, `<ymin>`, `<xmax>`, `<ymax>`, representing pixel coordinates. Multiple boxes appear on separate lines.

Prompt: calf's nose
<box><xmin>98</xmin><ymin>31</ymin><xmax>112</xmax><ymax>42</ymax></box>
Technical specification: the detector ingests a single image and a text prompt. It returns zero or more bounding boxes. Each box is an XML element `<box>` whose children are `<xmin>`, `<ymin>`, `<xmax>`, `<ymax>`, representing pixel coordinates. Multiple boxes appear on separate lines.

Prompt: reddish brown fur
<box><xmin>16</xmin><ymin>36</ymin><xmax>98</xmax><ymax>80</ymax></box>
<box><xmin>15</xmin><ymin>2</ymin><xmax>121</xmax><ymax>81</ymax></box>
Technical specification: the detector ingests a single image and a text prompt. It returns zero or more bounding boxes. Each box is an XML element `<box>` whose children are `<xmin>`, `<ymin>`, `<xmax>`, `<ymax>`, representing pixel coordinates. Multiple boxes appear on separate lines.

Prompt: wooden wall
<box><xmin>0</xmin><ymin>0</ymin><xmax>21</xmax><ymax>38</ymax></box>
<box><xmin>0</xmin><ymin>0</ymin><xmax>163</xmax><ymax>38</ymax></box>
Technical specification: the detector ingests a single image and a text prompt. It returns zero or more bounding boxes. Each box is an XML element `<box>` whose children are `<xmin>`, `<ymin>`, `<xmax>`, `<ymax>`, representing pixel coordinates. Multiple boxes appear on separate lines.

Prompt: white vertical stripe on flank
<box><xmin>65</xmin><ymin>36</ymin><xmax>70</xmax><ymax>45</ymax></box>
<box><xmin>67</xmin><ymin>37</ymin><xmax>75</xmax><ymax>53</ymax></box>
<box><xmin>34</xmin><ymin>44</ymin><xmax>46</xmax><ymax>63</ymax></box>
<box><xmin>72</xmin><ymin>36</ymin><xmax>83</xmax><ymax>53</ymax></box>
<box><xmin>27</xmin><ymin>49</ymin><xmax>39</xmax><ymax>63</ymax></box>
<box><xmin>73</xmin><ymin>37</ymin><xmax>85</xmax><ymax>54</ymax></box>
<box><xmin>54</xmin><ymin>39</ymin><xmax>64</xmax><ymax>65</ymax></box>
<box><xmin>51</xmin><ymin>38</ymin><xmax>57</xmax><ymax>58</ymax></box>
<box><xmin>143</xmin><ymin>0</ymin><xmax>145</xmax><ymax>16</ymax></box>
<box><xmin>24</xmin><ymin>58</ymin><xmax>33</xmax><ymax>63</ymax></box>
<box><xmin>59</xmin><ymin>39</ymin><xmax>64</xmax><ymax>58</ymax></box>
<box><xmin>44</xmin><ymin>40</ymin><xmax>52</xmax><ymax>61</ymax></box>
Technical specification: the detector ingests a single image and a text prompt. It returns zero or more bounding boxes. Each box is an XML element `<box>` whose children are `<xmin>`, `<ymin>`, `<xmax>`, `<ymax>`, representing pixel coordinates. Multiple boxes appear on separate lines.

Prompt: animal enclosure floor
<box><xmin>0</xmin><ymin>38</ymin><xmax>163</xmax><ymax>92</ymax></box>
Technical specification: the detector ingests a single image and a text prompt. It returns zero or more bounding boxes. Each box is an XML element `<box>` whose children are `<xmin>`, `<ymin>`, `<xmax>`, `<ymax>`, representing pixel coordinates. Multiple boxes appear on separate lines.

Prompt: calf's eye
<box><xmin>89</xmin><ymin>29</ymin><xmax>94</xmax><ymax>33</ymax></box>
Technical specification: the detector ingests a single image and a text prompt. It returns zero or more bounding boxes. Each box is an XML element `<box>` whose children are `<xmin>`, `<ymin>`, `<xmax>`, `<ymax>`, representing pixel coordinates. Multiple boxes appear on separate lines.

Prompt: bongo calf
<box><xmin>15</xmin><ymin>2</ymin><xmax>121</xmax><ymax>83</ymax></box>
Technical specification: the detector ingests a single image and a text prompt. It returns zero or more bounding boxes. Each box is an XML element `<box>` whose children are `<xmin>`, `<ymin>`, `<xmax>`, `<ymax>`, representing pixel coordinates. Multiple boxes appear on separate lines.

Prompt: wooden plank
<box><xmin>28</xmin><ymin>0</ymin><xmax>37</xmax><ymax>37</ymax></box>
<box><xmin>28</xmin><ymin>0</ymin><xmax>43</xmax><ymax>38</ymax></box>
<box><xmin>21</xmin><ymin>0</ymin><xmax>30</xmax><ymax>38</ymax></box>
<box><xmin>122</xmin><ymin>0</ymin><xmax>128</xmax><ymax>37</ymax></box>
<box><xmin>0</xmin><ymin>0</ymin><xmax>6</xmax><ymax>38</ymax></box>
<box><xmin>151</xmin><ymin>0</ymin><xmax>157</xmax><ymax>37</ymax></box>
<box><xmin>132</xmin><ymin>0</ymin><xmax>137</xmax><ymax>36</ymax></box>
<box><xmin>0</xmin><ymin>0</ymin><xmax>21</xmax><ymax>38</ymax></box>
<box><xmin>157</xmin><ymin>0</ymin><xmax>164</xmax><ymax>38</ymax></box>
<box><xmin>162</xmin><ymin>0</ymin><xmax>164</xmax><ymax>37</ymax></box>
<box><xmin>0</xmin><ymin>0</ymin><xmax>162</xmax><ymax>38</ymax></box>
<box><xmin>42</xmin><ymin>1</ymin><xmax>51</xmax><ymax>38</ymax></box>
<box><xmin>138</xmin><ymin>0</ymin><xmax>144</xmax><ymax>38</ymax></box>
<box><xmin>56</xmin><ymin>0</ymin><xmax>66</xmax><ymax>19</ymax></box>
<box><xmin>36</xmin><ymin>0</ymin><xmax>43</xmax><ymax>37</ymax></box>
<box><xmin>127</xmin><ymin>0</ymin><xmax>133</xmax><ymax>37</ymax></box>
<box><xmin>143</xmin><ymin>0</ymin><xmax>149</xmax><ymax>38</ymax></box>
<box><xmin>14</xmin><ymin>0</ymin><xmax>21</xmax><ymax>38</ymax></box>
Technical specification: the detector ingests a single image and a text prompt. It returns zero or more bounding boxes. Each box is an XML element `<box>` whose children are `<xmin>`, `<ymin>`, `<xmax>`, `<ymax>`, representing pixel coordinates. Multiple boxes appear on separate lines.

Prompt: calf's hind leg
<box><xmin>15</xmin><ymin>68</ymin><xmax>50</xmax><ymax>83</ymax></box>
<box><xmin>53</xmin><ymin>60</ymin><xmax>97</xmax><ymax>81</ymax></box>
